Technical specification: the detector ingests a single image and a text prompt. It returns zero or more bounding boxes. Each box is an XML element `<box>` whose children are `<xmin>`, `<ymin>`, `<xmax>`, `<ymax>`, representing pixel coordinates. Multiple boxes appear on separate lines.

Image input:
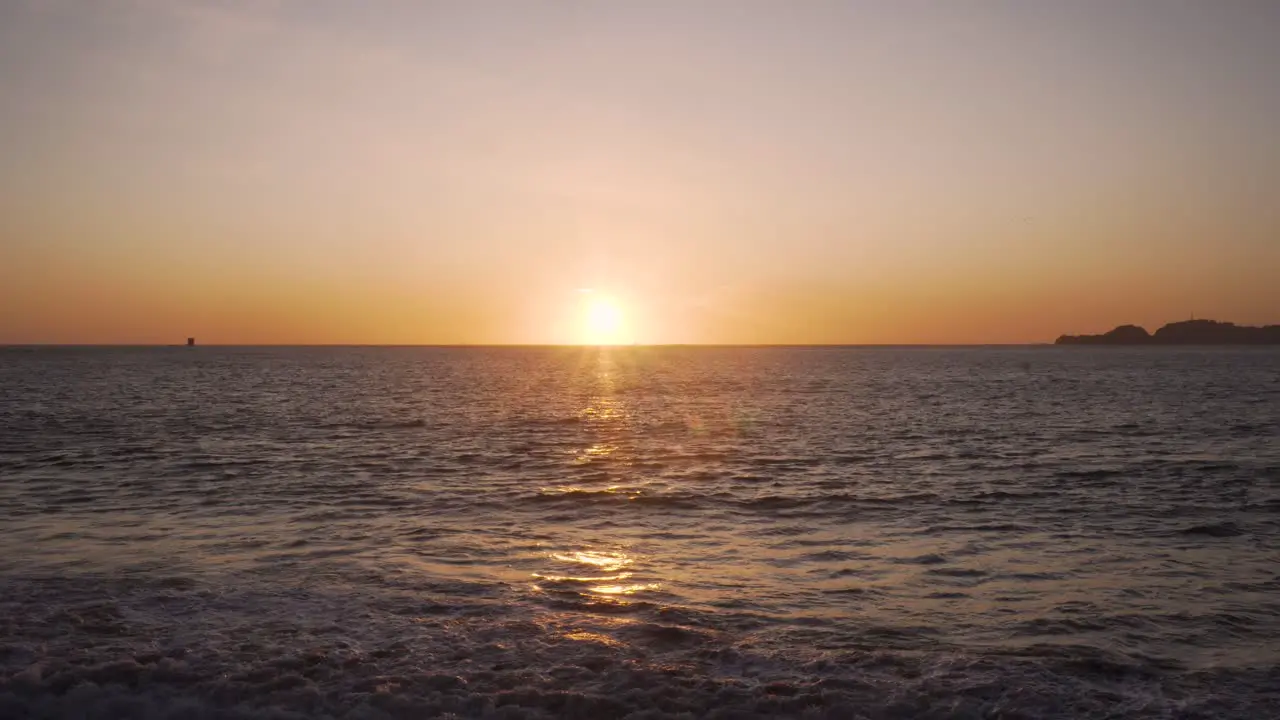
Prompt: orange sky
<box><xmin>2</xmin><ymin>1</ymin><xmax>1278</xmax><ymax>344</ymax></box>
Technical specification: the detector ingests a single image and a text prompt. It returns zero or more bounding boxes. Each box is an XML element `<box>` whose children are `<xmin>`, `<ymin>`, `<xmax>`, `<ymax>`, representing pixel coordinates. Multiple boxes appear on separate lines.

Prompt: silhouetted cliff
<box><xmin>1055</xmin><ymin>324</ymin><xmax>1152</xmax><ymax>345</ymax></box>
<box><xmin>1056</xmin><ymin>320</ymin><xmax>1280</xmax><ymax>345</ymax></box>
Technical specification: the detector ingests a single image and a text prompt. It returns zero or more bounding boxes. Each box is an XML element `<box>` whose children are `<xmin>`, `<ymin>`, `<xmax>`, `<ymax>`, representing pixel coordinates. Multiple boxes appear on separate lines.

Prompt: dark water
<box><xmin>2</xmin><ymin>346</ymin><xmax>1278</xmax><ymax>719</ymax></box>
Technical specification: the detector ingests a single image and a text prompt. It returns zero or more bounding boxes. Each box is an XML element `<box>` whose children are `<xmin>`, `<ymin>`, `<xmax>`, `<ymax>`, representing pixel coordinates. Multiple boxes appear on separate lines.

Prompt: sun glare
<box><xmin>582</xmin><ymin>296</ymin><xmax>628</xmax><ymax>345</ymax></box>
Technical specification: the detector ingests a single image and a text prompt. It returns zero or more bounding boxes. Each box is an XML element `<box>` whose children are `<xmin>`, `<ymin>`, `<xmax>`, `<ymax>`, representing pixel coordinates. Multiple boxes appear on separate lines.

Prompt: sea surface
<box><xmin>1</xmin><ymin>346</ymin><xmax>1278</xmax><ymax>719</ymax></box>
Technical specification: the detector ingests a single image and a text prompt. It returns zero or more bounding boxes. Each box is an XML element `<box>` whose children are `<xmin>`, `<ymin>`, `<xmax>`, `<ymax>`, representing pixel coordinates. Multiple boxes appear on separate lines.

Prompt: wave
<box><xmin>922</xmin><ymin>522</ymin><xmax>1034</xmax><ymax>533</ymax></box>
<box><xmin>321</xmin><ymin>418</ymin><xmax>427</xmax><ymax>430</ymax></box>
<box><xmin>739</xmin><ymin>495</ymin><xmax>812</xmax><ymax>511</ymax></box>
<box><xmin>5</xmin><ymin>557</ymin><xmax>1280</xmax><ymax>720</ymax></box>
<box><xmin>740</xmin><ymin>492</ymin><xmax>941</xmax><ymax>510</ymax></box>
<box><xmin>891</xmin><ymin>553</ymin><xmax>949</xmax><ymax>566</ymax></box>
<box><xmin>1176</xmin><ymin>522</ymin><xmax>1245</xmax><ymax>538</ymax></box>
<box><xmin>968</xmin><ymin>490</ymin><xmax>1057</xmax><ymax>501</ymax></box>
<box><xmin>1056</xmin><ymin>468</ymin><xmax>1123</xmax><ymax>480</ymax></box>
<box><xmin>527</xmin><ymin>489</ymin><xmax>706</xmax><ymax>509</ymax></box>
<box><xmin>514</xmin><ymin>416</ymin><xmax>583</xmax><ymax>427</ymax></box>
<box><xmin>525</xmin><ymin>490</ymin><xmax>959</xmax><ymax>516</ymax></box>
<box><xmin>924</xmin><ymin>567</ymin><xmax>989</xmax><ymax>578</ymax></box>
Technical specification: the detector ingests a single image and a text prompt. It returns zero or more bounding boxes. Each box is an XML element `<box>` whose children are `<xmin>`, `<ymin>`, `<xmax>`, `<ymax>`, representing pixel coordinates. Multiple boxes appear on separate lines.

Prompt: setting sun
<box><xmin>582</xmin><ymin>295</ymin><xmax>629</xmax><ymax>345</ymax></box>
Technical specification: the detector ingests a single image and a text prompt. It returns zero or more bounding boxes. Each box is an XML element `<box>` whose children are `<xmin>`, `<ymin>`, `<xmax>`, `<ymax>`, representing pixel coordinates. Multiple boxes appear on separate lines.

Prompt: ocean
<box><xmin>1</xmin><ymin>346</ymin><xmax>1278</xmax><ymax>719</ymax></box>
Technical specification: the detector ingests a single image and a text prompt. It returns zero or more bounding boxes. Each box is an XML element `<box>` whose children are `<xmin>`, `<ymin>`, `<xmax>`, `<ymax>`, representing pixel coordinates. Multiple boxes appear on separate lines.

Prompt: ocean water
<box><xmin>1</xmin><ymin>346</ymin><xmax>1278</xmax><ymax>719</ymax></box>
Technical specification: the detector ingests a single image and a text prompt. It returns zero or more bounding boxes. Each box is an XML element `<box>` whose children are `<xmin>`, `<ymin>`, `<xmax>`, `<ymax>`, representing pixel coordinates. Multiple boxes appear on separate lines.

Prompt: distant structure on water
<box><xmin>187</xmin><ymin>337</ymin><xmax>195</xmax><ymax>347</ymax></box>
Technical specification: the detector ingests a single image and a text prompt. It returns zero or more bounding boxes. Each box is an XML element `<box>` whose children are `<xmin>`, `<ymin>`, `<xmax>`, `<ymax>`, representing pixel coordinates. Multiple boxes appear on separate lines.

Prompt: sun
<box><xmin>582</xmin><ymin>295</ymin><xmax>628</xmax><ymax>345</ymax></box>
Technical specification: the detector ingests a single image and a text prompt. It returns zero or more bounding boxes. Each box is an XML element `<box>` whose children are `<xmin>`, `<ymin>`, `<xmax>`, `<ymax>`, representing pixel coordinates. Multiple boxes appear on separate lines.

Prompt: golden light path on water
<box><xmin>534</xmin><ymin>349</ymin><xmax>665</xmax><ymax>603</ymax></box>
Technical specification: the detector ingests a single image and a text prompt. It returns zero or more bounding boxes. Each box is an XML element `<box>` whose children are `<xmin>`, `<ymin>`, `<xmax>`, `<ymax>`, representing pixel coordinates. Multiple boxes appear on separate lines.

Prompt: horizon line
<box><xmin>0</xmin><ymin>342</ymin><xmax>1086</xmax><ymax>349</ymax></box>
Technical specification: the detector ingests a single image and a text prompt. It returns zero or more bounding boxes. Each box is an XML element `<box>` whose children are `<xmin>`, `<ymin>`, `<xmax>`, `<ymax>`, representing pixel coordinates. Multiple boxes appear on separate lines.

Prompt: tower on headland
<box><xmin>187</xmin><ymin>337</ymin><xmax>195</xmax><ymax>347</ymax></box>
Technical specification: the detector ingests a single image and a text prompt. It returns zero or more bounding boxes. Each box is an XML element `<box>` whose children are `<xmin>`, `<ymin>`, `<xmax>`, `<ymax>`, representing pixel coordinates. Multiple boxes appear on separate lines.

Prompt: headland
<box><xmin>1056</xmin><ymin>319</ymin><xmax>1280</xmax><ymax>345</ymax></box>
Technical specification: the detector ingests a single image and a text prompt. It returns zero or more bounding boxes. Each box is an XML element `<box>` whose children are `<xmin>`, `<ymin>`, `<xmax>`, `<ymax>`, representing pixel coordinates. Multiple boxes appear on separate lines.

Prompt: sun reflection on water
<box><xmin>526</xmin><ymin>352</ymin><xmax>664</xmax><ymax>601</ymax></box>
<box><xmin>579</xmin><ymin>399</ymin><xmax>624</xmax><ymax>422</ymax></box>
<box><xmin>550</xmin><ymin>550</ymin><xmax>633</xmax><ymax>571</ymax></box>
<box><xmin>562</xmin><ymin>630</ymin><xmax>624</xmax><ymax>647</ymax></box>
<box><xmin>538</xmin><ymin>484</ymin><xmax>638</xmax><ymax>495</ymax></box>
<box><xmin>532</xmin><ymin>572</ymin><xmax>634</xmax><ymax>583</ymax></box>
<box><xmin>577</xmin><ymin>349</ymin><xmax>628</xmax><ymax>424</ymax></box>
<box><xmin>533</xmin><ymin>549</ymin><xmax>662</xmax><ymax>597</ymax></box>
<box><xmin>589</xmin><ymin>583</ymin><xmax>662</xmax><ymax>596</ymax></box>
<box><xmin>574</xmin><ymin>442</ymin><xmax>617</xmax><ymax>464</ymax></box>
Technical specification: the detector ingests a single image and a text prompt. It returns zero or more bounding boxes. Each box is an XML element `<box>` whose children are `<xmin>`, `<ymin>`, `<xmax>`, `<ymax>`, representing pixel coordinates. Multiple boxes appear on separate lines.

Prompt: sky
<box><xmin>2</xmin><ymin>0</ymin><xmax>1278</xmax><ymax>345</ymax></box>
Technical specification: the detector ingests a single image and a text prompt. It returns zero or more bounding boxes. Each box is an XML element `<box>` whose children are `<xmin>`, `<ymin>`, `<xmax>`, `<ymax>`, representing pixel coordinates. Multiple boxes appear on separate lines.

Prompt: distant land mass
<box><xmin>1056</xmin><ymin>319</ymin><xmax>1280</xmax><ymax>345</ymax></box>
